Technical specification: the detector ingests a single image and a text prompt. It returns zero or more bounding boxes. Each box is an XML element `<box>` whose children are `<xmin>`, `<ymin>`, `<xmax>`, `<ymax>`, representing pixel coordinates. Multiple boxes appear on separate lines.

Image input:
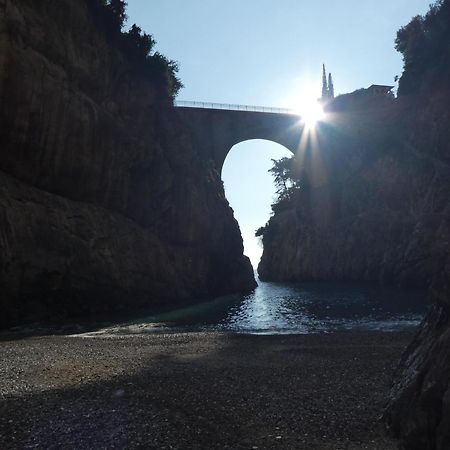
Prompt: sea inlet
<box><xmin>0</xmin><ymin>279</ymin><xmax>427</xmax><ymax>449</ymax></box>
<box><xmin>85</xmin><ymin>278</ymin><xmax>427</xmax><ymax>337</ymax></box>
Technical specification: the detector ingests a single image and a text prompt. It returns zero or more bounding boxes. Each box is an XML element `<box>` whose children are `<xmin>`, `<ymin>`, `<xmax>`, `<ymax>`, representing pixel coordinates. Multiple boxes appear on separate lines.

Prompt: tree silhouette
<box><xmin>322</xmin><ymin>65</ymin><xmax>335</xmax><ymax>100</ymax></box>
<box><xmin>125</xmin><ymin>24</ymin><xmax>156</xmax><ymax>61</ymax></box>
<box><xmin>328</xmin><ymin>73</ymin><xmax>335</xmax><ymax>98</ymax></box>
<box><xmin>395</xmin><ymin>0</ymin><xmax>450</xmax><ymax>95</ymax></box>
<box><xmin>87</xmin><ymin>0</ymin><xmax>183</xmax><ymax>99</ymax></box>
<box><xmin>322</xmin><ymin>64</ymin><xmax>328</xmax><ymax>100</ymax></box>
<box><xmin>110</xmin><ymin>0</ymin><xmax>127</xmax><ymax>28</ymax></box>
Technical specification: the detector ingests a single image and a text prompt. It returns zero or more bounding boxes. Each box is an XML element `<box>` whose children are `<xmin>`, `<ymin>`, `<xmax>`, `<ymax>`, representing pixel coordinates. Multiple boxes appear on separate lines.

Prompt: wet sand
<box><xmin>0</xmin><ymin>330</ymin><xmax>411</xmax><ymax>449</ymax></box>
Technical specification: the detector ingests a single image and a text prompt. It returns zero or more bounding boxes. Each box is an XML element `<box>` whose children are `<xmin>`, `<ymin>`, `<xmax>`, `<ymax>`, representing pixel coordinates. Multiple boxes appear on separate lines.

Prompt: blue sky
<box><xmin>126</xmin><ymin>0</ymin><xmax>432</xmax><ymax>267</ymax></box>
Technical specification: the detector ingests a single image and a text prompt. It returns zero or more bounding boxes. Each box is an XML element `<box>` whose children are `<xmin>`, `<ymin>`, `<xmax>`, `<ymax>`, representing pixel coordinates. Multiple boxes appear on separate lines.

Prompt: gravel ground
<box><xmin>0</xmin><ymin>330</ymin><xmax>411</xmax><ymax>449</ymax></box>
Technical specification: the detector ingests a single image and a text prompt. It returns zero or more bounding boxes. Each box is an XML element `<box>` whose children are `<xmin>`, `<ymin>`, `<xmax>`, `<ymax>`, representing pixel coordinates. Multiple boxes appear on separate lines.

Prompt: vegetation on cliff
<box><xmin>267</xmin><ymin>157</ymin><xmax>302</xmax><ymax>211</ymax></box>
<box><xmin>86</xmin><ymin>0</ymin><xmax>183</xmax><ymax>99</ymax></box>
<box><xmin>396</xmin><ymin>0</ymin><xmax>450</xmax><ymax>95</ymax></box>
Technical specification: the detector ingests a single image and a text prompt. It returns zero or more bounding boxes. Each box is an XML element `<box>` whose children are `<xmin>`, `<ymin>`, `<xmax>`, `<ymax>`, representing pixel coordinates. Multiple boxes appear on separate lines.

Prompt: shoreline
<box><xmin>0</xmin><ymin>321</ymin><xmax>421</xmax><ymax>343</ymax></box>
<box><xmin>0</xmin><ymin>330</ymin><xmax>413</xmax><ymax>449</ymax></box>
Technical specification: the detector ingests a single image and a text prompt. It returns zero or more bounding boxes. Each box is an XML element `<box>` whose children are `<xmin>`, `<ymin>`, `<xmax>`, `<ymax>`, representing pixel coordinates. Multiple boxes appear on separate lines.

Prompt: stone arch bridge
<box><xmin>175</xmin><ymin>101</ymin><xmax>304</xmax><ymax>172</ymax></box>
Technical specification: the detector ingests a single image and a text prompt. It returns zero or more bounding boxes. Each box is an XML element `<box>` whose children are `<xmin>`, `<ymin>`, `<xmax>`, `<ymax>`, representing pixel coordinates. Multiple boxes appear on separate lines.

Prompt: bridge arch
<box><xmin>224</xmin><ymin>137</ymin><xmax>293</xmax><ymax>173</ymax></box>
<box><xmin>176</xmin><ymin>106</ymin><xmax>304</xmax><ymax>173</ymax></box>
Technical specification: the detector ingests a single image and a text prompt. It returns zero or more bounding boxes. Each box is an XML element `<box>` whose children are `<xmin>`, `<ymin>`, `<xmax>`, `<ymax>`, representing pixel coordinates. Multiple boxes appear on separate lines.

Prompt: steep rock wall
<box><xmin>0</xmin><ymin>0</ymin><xmax>255</xmax><ymax>327</ymax></box>
<box><xmin>258</xmin><ymin>92</ymin><xmax>450</xmax><ymax>448</ymax></box>
<box><xmin>258</xmin><ymin>95</ymin><xmax>449</xmax><ymax>288</ymax></box>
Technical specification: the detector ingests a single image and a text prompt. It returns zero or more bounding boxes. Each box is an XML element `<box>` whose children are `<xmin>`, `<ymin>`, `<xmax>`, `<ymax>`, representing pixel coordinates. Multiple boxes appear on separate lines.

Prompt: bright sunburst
<box><xmin>282</xmin><ymin>80</ymin><xmax>326</xmax><ymax>128</ymax></box>
<box><xmin>297</xmin><ymin>98</ymin><xmax>325</xmax><ymax>127</ymax></box>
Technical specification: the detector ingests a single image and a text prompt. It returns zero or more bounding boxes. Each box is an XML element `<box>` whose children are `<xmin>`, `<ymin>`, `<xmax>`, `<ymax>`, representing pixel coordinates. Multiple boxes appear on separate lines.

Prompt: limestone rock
<box><xmin>0</xmin><ymin>0</ymin><xmax>256</xmax><ymax>328</ymax></box>
<box><xmin>258</xmin><ymin>96</ymin><xmax>449</xmax><ymax>289</ymax></box>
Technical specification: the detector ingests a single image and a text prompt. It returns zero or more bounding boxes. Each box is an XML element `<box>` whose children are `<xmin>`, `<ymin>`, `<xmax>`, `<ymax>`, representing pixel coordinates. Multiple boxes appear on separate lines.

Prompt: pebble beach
<box><xmin>0</xmin><ymin>330</ymin><xmax>412</xmax><ymax>449</ymax></box>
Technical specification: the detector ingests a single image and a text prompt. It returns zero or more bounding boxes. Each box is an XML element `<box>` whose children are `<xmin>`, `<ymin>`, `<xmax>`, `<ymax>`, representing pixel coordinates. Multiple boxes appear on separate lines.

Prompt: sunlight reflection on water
<box><xmin>99</xmin><ymin>279</ymin><xmax>428</xmax><ymax>336</ymax></box>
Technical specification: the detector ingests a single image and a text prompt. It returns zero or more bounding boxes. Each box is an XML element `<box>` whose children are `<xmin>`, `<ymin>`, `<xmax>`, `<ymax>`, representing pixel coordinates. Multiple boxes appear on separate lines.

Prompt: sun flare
<box><xmin>282</xmin><ymin>81</ymin><xmax>326</xmax><ymax>128</ymax></box>
<box><xmin>296</xmin><ymin>98</ymin><xmax>325</xmax><ymax>127</ymax></box>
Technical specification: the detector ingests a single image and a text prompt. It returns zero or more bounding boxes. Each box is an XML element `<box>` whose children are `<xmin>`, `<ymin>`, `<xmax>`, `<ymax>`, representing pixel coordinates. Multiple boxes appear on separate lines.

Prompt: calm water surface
<box><xmin>97</xmin><ymin>279</ymin><xmax>428</xmax><ymax>336</ymax></box>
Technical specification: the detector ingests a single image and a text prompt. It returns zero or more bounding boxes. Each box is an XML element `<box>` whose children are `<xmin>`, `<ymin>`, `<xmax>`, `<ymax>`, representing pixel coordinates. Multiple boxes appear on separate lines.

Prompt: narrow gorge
<box><xmin>1</xmin><ymin>1</ymin><xmax>449</xmax><ymax>449</ymax></box>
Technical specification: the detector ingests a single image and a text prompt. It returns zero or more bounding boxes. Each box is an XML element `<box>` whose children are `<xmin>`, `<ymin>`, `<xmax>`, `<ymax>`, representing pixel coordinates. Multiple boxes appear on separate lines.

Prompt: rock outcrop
<box><xmin>384</xmin><ymin>188</ymin><xmax>450</xmax><ymax>450</ymax></box>
<box><xmin>258</xmin><ymin>94</ymin><xmax>449</xmax><ymax>287</ymax></box>
<box><xmin>0</xmin><ymin>0</ymin><xmax>255</xmax><ymax>328</ymax></box>
<box><xmin>384</xmin><ymin>302</ymin><xmax>450</xmax><ymax>450</ymax></box>
<box><xmin>257</xmin><ymin>88</ymin><xmax>450</xmax><ymax>448</ymax></box>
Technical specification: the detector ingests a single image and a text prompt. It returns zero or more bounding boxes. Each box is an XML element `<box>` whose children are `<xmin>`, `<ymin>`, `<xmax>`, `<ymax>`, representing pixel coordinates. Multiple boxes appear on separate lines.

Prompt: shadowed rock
<box><xmin>0</xmin><ymin>0</ymin><xmax>255</xmax><ymax>328</ymax></box>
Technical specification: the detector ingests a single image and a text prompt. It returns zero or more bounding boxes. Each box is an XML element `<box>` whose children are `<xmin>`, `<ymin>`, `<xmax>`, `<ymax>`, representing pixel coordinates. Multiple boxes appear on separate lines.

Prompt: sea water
<box><xmin>98</xmin><ymin>279</ymin><xmax>427</xmax><ymax>336</ymax></box>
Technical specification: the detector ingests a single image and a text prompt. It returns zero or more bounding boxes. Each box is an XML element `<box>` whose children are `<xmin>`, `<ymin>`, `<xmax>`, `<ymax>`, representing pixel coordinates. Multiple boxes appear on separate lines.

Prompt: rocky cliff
<box><xmin>258</xmin><ymin>94</ymin><xmax>449</xmax><ymax>288</ymax></box>
<box><xmin>0</xmin><ymin>0</ymin><xmax>255</xmax><ymax>328</ymax></box>
<box><xmin>256</xmin><ymin>59</ymin><xmax>450</xmax><ymax>450</ymax></box>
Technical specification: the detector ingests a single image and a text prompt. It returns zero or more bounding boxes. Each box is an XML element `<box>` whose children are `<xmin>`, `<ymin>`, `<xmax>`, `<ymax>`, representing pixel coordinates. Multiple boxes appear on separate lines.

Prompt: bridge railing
<box><xmin>175</xmin><ymin>100</ymin><xmax>297</xmax><ymax>115</ymax></box>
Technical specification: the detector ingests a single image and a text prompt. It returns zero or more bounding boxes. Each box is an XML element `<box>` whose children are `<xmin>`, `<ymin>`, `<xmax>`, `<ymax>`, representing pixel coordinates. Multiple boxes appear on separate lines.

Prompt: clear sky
<box><xmin>126</xmin><ymin>0</ymin><xmax>432</xmax><ymax>267</ymax></box>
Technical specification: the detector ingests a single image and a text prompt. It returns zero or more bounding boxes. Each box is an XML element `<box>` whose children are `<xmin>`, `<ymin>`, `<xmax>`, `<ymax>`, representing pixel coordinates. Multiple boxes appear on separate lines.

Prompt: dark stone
<box><xmin>258</xmin><ymin>97</ymin><xmax>449</xmax><ymax>288</ymax></box>
<box><xmin>0</xmin><ymin>0</ymin><xmax>255</xmax><ymax>328</ymax></box>
<box><xmin>257</xmin><ymin>92</ymin><xmax>450</xmax><ymax>448</ymax></box>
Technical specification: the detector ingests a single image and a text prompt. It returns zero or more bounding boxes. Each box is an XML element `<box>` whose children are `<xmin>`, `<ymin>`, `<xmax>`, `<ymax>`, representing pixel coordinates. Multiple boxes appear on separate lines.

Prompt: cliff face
<box><xmin>258</xmin><ymin>95</ymin><xmax>449</xmax><ymax>288</ymax></box>
<box><xmin>0</xmin><ymin>0</ymin><xmax>255</xmax><ymax>327</ymax></box>
<box><xmin>257</xmin><ymin>92</ymin><xmax>450</xmax><ymax>447</ymax></box>
<box><xmin>384</xmin><ymin>299</ymin><xmax>450</xmax><ymax>449</ymax></box>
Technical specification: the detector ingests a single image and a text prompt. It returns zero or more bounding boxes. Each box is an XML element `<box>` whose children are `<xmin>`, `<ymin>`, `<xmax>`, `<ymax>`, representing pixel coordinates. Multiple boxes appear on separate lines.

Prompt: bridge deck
<box><xmin>175</xmin><ymin>100</ymin><xmax>299</xmax><ymax>115</ymax></box>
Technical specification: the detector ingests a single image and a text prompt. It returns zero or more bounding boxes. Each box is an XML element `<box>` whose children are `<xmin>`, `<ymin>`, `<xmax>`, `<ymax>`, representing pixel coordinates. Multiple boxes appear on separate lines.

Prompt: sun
<box><xmin>281</xmin><ymin>80</ymin><xmax>326</xmax><ymax>128</ymax></box>
<box><xmin>296</xmin><ymin>97</ymin><xmax>325</xmax><ymax>127</ymax></box>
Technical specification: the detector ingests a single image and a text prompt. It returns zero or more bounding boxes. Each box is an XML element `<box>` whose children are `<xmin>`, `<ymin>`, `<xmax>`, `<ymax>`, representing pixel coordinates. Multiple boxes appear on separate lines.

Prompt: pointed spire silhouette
<box><xmin>328</xmin><ymin>73</ymin><xmax>335</xmax><ymax>99</ymax></box>
<box><xmin>322</xmin><ymin>64</ymin><xmax>328</xmax><ymax>100</ymax></box>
